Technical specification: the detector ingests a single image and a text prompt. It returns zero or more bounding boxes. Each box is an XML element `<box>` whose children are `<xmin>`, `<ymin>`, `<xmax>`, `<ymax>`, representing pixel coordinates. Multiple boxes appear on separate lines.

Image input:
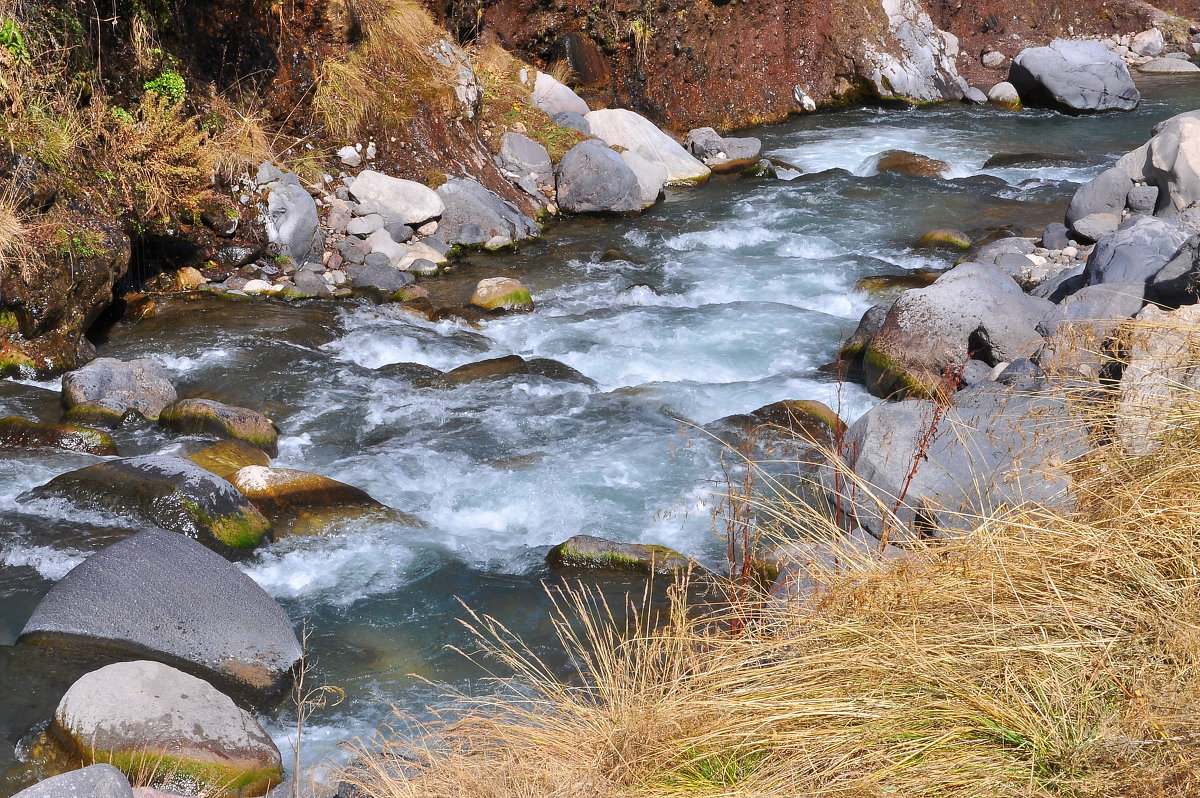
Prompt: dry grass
<box><xmin>312</xmin><ymin>0</ymin><xmax>454</xmax><ymax>140</ymax></box>
<box><xmin>341</xmin><ymin>317</ymin><xmax>1200</xmax><ymax>798</ymax></box>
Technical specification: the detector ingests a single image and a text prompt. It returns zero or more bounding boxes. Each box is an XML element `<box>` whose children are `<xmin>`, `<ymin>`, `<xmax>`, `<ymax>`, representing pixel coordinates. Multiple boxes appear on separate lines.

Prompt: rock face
<box><xmin>348</xmin><ymin>170</ymin><xmax>445</xmax><ymax>227</ymax></box>
<box><xmin>52</xmin><ymin>661</ymin><xmax>282</xmax><ymax>797</ymax></box>
<box><xmin>547</xmin><ymin>534</ymin><xmax>690</xmax><ymax>573</ymax></box>
<box><xmin>19</xmin><ymin>528</ymin><xmax>302</xmax><ymax>697</ymax></box>
<box><xmin>11</xmin><ymin>765</ymin><xmax>133</xmax><ymax>798</ymax></box>
<box><xmin>859</xmin><ymin>0</ymin><xmax>963</xmax><ymax>103</ymax></box>
<box><xmin>584</xmin><ymin>109</ymin><xmax>711</xmax><ymax>184</ymax></box>
<box><xmin>62</xmin><ymin>358</ymin><xmax>177</xmax><ymax>424</ymax></box>
<box><xmin>858</xmin><ymin>262</ymin><xmax>1052</xmax><ymax>398</ymax></box>
<box><xmin>0</xmin><ymin>416</ymin><xmax>117</xmax><ymax>456</ymax></box>
<box><xmin>259</xmin><ymin>171</ymin><xmax>319</xmax><ymax>264</ymax></box>
<box><xmin>159</xmin><ymin>399</ymin><xmax>280</xmax><ymax>455</ymax></box>
<box><xmin>1116</xmin><ymin>304</ymin><xmax>1200</xmax><ymax>456</ymax></box>
<box><xmin>1008</xmin><ymin>39</ymin><xmax>1139</xmax><ymax>113</ymax></box>
<box><xmin>469</xmin><ymin>277</ymin><xmax>534</xmax><ymax>313</ymax></box>
<box><xmin>29</xmin><ymin>456</ymin><xmax>271</xmax><ymax>557</ymax></box>
<box><xmin>434</xmin><ymin>177</ymin><xmax>539</xmax><ymax>247</ymax></box>
<box><xmin>555</xmin><ymin>140</ymin><xmax>644</xmax><ymax>213</ymax></box>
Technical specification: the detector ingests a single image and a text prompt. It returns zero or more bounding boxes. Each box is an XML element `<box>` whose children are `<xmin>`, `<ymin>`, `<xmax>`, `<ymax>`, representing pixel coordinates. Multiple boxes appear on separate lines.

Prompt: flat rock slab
<box><xmin>28</xmin><ymin>455</ymin><xmax>271</xmax><ymax>558</ymax></box>
<box><xmin>52</xmin><ymin>660</ymin><xmax>282</xmax><ymax>798</ymax></box>
<box><xmin>19</xmin><ymin>528</ymin><xmax>301</xmax><ymax>697</ymax></box>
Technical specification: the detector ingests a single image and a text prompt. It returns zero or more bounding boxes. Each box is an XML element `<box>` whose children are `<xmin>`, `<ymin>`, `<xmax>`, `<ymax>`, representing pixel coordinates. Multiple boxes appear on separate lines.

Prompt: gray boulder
<box><xmin>861</xmin><ymin>262</ymin><xmax>1053</xmax><ymax>398</ymax></box>
<box><xmin>1035</xmin><ymin>282</ymin><xmax>1145</xmax><ymax>377</ymax></box>
<box><xmin>552</xmin><ymin>111</ymin><xmax>590</xmax><ymax>134</ymax></box>
<box><xmin>555</xmin><ymin>140</ymin><xmax>644</xmax><ymax>213</ymax></box>
<box><xmin>585</xmin><ymin>109</ymin><xmax>710</xmax><ymax>184</ymax></box>
<box><xmin>964</xmin><ymin>86</ymin><xmax>989</xmax><ymax>104</ymax></box>
<box><xmin>1008</xmin><ymin>39</ymin><xmax>1140</xmax><ymax>113</ymax></box>
<box><xmin>19</xmin><ymin>528</ymin><xmax>302</xmax><ymax>697</ymax></box>
<box><xmin>968</xmin><ymin>236</ymin><xmax>1035</xmax><ymax>265</ymax></box>
<box><xmin>62</xmin><ymin>358</ymin><xmax>176</xmax><ymax>425</ymax></box>
<box><xmin>352</xmin><ymin>263</ymin><xmax>414</xmax><ymax>293</ymax></box>
<box><xmin>291</xmin><ymin>268</ymin><xmax>333</xmax><ymax>298</ymax></box>
<box><xmin>1148</xmin><ymin>233</ymin><xmax>1200</xmax><ymax>304</ymax></box>
<box><xmin>1126</xmin><ymin>184</ymin><xmax>1159</xmax><ymax>214</ymax></box>
<box><xmin>435</xmin><ymin>177</ymin><xmax>539</xmax><ymax>246</ymax></box>
<box><xmin>12</xmin><ymin>766</ymin><xmax>132</xmax><ymax>798</ymax></box>
<box><xmin>1065</xmin><ymin>167</ymin><xmax>1133</xmax><ymax>233</ymax></box>
<box><xmin>28</xmin><ymin>455</ymin><xmax>271</xmax><ymax>557</ymax></box>
<box><xmin>1139</xmin><ymin>57</ymin><xmax>1200</xmax><ymax>73</ymax></box>
<box><xmin>348</xmin><ymin>170</ymin><xmax>444</xmax><ymax>227</ymax></box>
<box><xmin>620</xmin><ymin>150</ymin><xmax>668</xmax><ymax>207</ymax></box>
<box><xmin>684</xmin><ymin>127</ymin><xmax>725</xmax><ymax>160</ymax></box>
<box><xmin>1072</xmin><ymin>213</ymin><xmax>1121</xmax><ymax>243</ymax></box>
<box><xmin>1082</xmin><ymin>216</ymin><xmax>1193</xmax><ymax>285</ymax></box>
<box><xmin>52</xmin><ymin>661</ymin><xmax>282</xmax><ymax>797</ymax></box>
<box><xmin>987</xmin><ymin>81</ymin><xmax>1022</xmax><ymax>109</ymax></box>
<box><xmin>261</xmin><ymin>173</ymin><xmax>319</xmax><ymax>263</ymax></box>
<box><xmin>499</xmin><ymin>132</ymin><xmax>553</xmax><ymax>198</ymax></box>
<box><xmin>1042</xmin><ymin>222</ymin><xmax>1070</xmax><ymax>249</ymax></box>
<box><xmin>683</xmin><ymin>127</ymin><xmax>762</xmax><ymax>168</ymax></box>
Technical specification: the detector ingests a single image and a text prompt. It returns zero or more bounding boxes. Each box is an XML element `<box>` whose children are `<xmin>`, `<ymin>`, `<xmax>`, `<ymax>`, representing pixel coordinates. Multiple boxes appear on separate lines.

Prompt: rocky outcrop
<box><xmin>19</xmin><ymin>528</ymin><xmax>302</xmax><ymax>697</ymax></box>
<box><xmin>547</xmin><ymin>534</ymin><xmax>690</xmax><ymax>573</ymax></box>
<box><xmin>50</xmin><ymin>661</ymin><xmax>282</xmax><ymax>797</ymax></box>
<box><xmin>28</xmin><ymin>456</ymin><xmax>271</xmax><ymax>557</ymax></box>
<box><xmin>1008</xmin><ymin>39</ymin><xmax>1140</xmax><ymax>113</ymax></box>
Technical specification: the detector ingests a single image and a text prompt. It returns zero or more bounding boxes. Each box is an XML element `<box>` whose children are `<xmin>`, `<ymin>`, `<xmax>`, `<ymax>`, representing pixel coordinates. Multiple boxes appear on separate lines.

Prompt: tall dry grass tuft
<box><xmin>341</xmin><ymin>312</ymin><xmax>1200</xmax><ymax>798</ymax></box>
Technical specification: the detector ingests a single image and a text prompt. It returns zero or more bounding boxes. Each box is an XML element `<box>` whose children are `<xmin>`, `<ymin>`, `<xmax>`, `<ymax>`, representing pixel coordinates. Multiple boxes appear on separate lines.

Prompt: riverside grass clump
<box><xmin>341</xmin><ymin>369</ymin><xmax>1200</xmax><ymax>797</ymax></box>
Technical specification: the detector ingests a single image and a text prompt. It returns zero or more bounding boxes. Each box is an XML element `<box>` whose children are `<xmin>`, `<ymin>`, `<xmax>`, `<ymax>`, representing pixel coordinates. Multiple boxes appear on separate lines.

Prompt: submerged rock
<box><xmin>914</xmin><ymin>228</ymin><xmax>971</xmax><ymax>250</ymax></box>
<box><xmin>29</xmin><ymin>455</ymin><xmax>271</xmax><ymax>558</ymax></box>
<box><xmin>62</xmin><ymin>358</ymin><xmax>177</xmax><ymax>424</ymax></box>
<box><xmin>11</xmin><ymin>765</ymin><xmax>133</xmax><ymax>798</ymax></box>
<box><xmin>187</xmin><ymin>440</ymin><xmax>271</xmax><ymax>479</ymax></box>
<box><xmin>469</xmin><ymin>277</ymin><xmax>534</xmax><ymax>313</ymax></box>
<box><xmin>0</xmin><ymin>416</ymin><xmax>117</xmax><ymax>456</ymax></box>
<box><xmin>873</xmin><ymin>150</ymin><xmax>949</xmax><ymax>178</ymax></box>
<box><xmin>19</xmin><ymin>528</ymin><xmax>302</xmax><ymax>697</ymax></box>
<box><xmin>159</xmin><ymin>399</ymin><xmax>279</xmax><ymax>456</ymax></box>
<box><xmin>1008</xmin><ymin>39</ymin><xmax>1139</xmax><ymax>113</ymax></box>
<box><xmin>50</xmin><ymin>661</ymin><xmax>282</xmax><ymax>798</ymax></box>
<box><xmin>547</xmin><ymin>534</ymin><xmax>690</xmax><ymax>574</ymax></box>
<box><xmin>229</xmin><ymin>465</ymin><xmax>415</xmax><ymax>536</ymax></box>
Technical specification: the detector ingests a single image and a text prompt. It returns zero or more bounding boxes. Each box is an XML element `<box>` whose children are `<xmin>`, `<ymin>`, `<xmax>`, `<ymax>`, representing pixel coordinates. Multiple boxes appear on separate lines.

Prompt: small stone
<box><xmin>337</xmin><ymin>145</ymin><xmax>362</xmax><ymax>167</ymax></box>
<box><xmin>982</xmin><ymin>50</ymin><xmax>1006</xmax><ymax>68</ymax></box>
<box><xmin>241</xmin><ymin>279</ymin><xmax>275</xmax><ymax>294</ymax></box>
<box><xmin>416</xmin><ymin>220</ymin><xmax>438</xmax><ymax>236</ymax></box>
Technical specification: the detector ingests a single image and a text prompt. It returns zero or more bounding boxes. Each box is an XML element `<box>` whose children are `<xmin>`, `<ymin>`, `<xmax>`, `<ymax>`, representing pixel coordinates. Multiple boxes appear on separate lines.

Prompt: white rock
<box><xmin>532</xmin><ymin>72</ymin><xmax>590</xmax><ymax>116</ymax></box>
<box><xmin>365</xmin><ymin>228</ymin><xmax>407</xmax><ymax>267</ymax></box>
<box><xmin>859</xmin><ymin>0</ymin><xmax>963</xmax><ymax>103</ymax></box>
<box><xmin>1139</xmin><ymin>57</ymin><xmax>1200</xmax><ymax>73</ymax></box>
<box><xmin>1130</xmin><ymin>28</ymin><xmax>1164</xmax><ymax>57</ymax></box>
<box><xmin>416</xmin><ymin>220</ymin><xmax>438</xmax><ymax>236</ymax></box>
<box><xmin>348</xmin><ymin>170</ymin><xmax>444</xmax><ymax>226</ymax></box>
<box><xmin>337</xmin><ymin>145</ymin><xmax>361</xmax><ymax>167</ymax></box>
<box><xmin>241</xmin><ymin>279</ymin><xmax>274</xmax><ymax>295</ymax></box>
<box><xmin>584</xmin><ymin>108</ymin><xmax>710</xmax><ymax>185</ymax></box>
<box><xmin>987</xmin><ymin>81</ymin><xmax>1021</xmax><ymax>107</ymax></box>
<box><xmin>620</xmin><ymin>150</ymin><xmax>667</xmax><ymax>207</ymax></box>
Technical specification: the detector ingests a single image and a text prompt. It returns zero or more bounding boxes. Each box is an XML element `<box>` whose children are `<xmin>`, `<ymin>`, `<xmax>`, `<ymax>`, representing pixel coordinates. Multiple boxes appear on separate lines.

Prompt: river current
<box><xmin>1</xmin><ymin>77</ymin><xmax>1197</xmax><ymax>792</ymax></box>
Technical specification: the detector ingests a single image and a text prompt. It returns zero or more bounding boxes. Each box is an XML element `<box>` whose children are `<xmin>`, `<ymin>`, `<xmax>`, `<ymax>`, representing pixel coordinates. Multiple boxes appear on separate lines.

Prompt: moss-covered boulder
<box><xmin>29</xmin><ymin>456</ymin><xmax>271</xmax><ymax>558</ymax></box>
<box><xmin>229</xmin><ymin>465</ymin><xmax>420</xmax><ymax>536</ymax></box>
<box><xmin>0</xmin><ymin>416</ymin><xmax>117</xmax><ymax>456</ymax></box>
<box><xmin>49</xmin><ymin>661</ymin><xmax>282</xmax><ymax>797</ymax></box>
<box><xmin>854</xmin><ymin>269</ymin><xmax>943</xmax><ymax>300</ymax></box>
<box><xmin>187</xmin><ymin>440</ymin><xmax>272</xmax><ymax>479</ymax></box>
<box><xmin>547</xmin><ymin>534</ymin><xmax>690</xmax><ymax>574</ymax></box>
<box><xmin>61</xmin><ymin>358</ymin><xmax>176</xmax><ymax>423</ymax></box>
<box><xmin>159</xmin><ymin>399</ymin><xmax>279</xmax><ymax>456</ymax></box>
<box><xmin>468</xmin><ymin>277</ymin><xmax>534</xmax><ymax>313</ymax></box>
<box><xmin>746</xmin><ymin>400</ymin><xmax>846</xmax><ymax>447</ymax></box>
<box><xmin>914</xmin><ymin>228</ymin><xmax>971</xmax><ymax>250</ymax></box>
<box><xmin>874</xmin><ymin>150</ymin><xmax>949</xmax><ymax>178</ymax></box>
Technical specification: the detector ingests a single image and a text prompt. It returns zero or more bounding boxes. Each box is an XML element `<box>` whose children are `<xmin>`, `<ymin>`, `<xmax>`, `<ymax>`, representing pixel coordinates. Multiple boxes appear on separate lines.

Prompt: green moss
<box><xmin>182</xmin><ymin>498</ymin><xmax>270</xmax><ymax>550</ymax></box>
<box><xmin>63</xmin><ymin>403</ymin><xmax>127</xmax><ymax>428</ymax></box>
<box><xmin>0</xmin><ymin>349</ymin><xmax>36</xmax><ymax>378</ymax></box>
<box><xmin>477</xmin><ymin>289</ymin><xmax>532</xmax><ymax>310</ymax></box>
<box><xmin>76</xmin><ymin>743</ymin><xmax>280</xmax><ymax>797</ymax></box>
<box><xmin>0</xmin><ymin>311</ymin><xmax>20</xmax><ymax>333</ymax></box>
<box><xmin>863</xmin><ymin>346</ymin><xmax>937</xmax><ymax>400</ymax></box>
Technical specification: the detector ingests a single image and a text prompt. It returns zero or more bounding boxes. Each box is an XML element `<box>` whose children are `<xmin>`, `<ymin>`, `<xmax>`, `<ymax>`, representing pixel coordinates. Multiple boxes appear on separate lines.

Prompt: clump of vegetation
<box><xmin>340</xmin><ymin>364</ymin><xmax>1200</xmax><ymax>797</ymax></box>
<box><xmin>143</xmin><ymin>68</ymin><xmax>186</xmax><ymax>104</ymax></box>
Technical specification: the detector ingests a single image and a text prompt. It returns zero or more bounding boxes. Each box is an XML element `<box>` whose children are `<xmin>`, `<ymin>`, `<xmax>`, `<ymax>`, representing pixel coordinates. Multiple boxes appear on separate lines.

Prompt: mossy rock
<box><xmin>547</xmin><ymin>534</ymin><xmax>690</xmax><ymax>574</ymax></box>
<box><xmin>862</xmin><ymin>344</ymin><xmax>940</xmax><ymax>400</ymax></box>
<box><xmin>29</xmin><ymin>456</ymin><xmax>271</xmax><ymax>558</ymax></box>
<box><xmin>61</xmin><ymin>403</ymin><xmax>133</xmax><ymax>429</ymax></box>
<box><xmin>159</xmin><ymin>398</ymin><xmax>279</xmax><ymax>456</ymax></box>
<box><xmin>875</xmin><ymin>150</ymin><xmax>949</xmax><ymax>178</ymax></box>
<box><xmin>229</xmin><ymin>465</ymin><xmax>421</xmax><ymax>536</ymax></box>
<box><xmin>0</xmin><ymin>416</ymin><xmax>117</xmax><ymax>456</ymax></box>
<box><xmin>854</xmin><ymin>269</ymin><xmax>944</xmax><ymax>299</ymax></box>
<box><xmin>187</xmin><ymin>440</ymin><xmax>271</xmax><ymax>479</ymax></box>
<box><xmin>914</xmin><ymin>228</ymin><xmax>971</xmax><ymax>250</ymax></box>
<box><xmin>469</xmin><ymin>277</ymin><xmax>534</xmax><ymax>313</ymax></box>
<box><xmin>746</xmin><ymin>400</ymin><xmax>846</xmax><ymax>447</ymax></box>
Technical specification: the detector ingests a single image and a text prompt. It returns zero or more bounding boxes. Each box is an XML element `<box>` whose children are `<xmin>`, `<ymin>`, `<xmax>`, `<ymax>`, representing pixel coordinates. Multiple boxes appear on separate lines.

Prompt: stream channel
<box><xmin>1</xmin><ymin>77</ymin><xmax>1198</xmax><ymax>793</ymax></box>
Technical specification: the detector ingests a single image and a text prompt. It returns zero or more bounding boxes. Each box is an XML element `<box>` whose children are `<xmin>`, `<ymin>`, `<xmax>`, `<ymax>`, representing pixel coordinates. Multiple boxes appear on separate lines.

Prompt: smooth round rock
<box><xmin>159</xmin><ymin>399</ymin><xmax>279</xmax><ymax>456</ymax></box>
<box><xmin>52</xmin><ymin>661</ymin><xmax>282</xmax><ymax>797</ymax></box>
<box><xmin>187</xmin><ymin>440</ymin><xmax>271</xmax><ymax>479</ymax></box>
<box><xmin>62</xmin><ymin>358</ymin><xmax>176</xmax><ymax>422</ymax></box>
<box><xmin>0</xmin><ymin>416</ymin><xmax>117</xmax><ymax>456</ymax></box>
<box><xmin>469</xmin><ymin>277</ymin><xmax>534</xmax><ymax>313</ymax></box>
<box><xmin>19</xmin><ymin>528</ymin><xmax>301</xmax><ymax>697</ymax></box>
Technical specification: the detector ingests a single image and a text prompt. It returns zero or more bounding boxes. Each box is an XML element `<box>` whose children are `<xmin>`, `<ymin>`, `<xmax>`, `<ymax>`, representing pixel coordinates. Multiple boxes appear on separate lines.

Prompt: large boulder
<box><xmin>1114</xmin><ymin>111</ymin><xmax>1200</xmax><ymax>217</ymax></box>
<box><xmin>547</xmin><ymin>534</ymin><xmax>690</xmax><ymax>574</ymax></box>
<box><xmin>434</xmin><ymin>177</ymin><xmax>539</xmax><ymax>247</ymax></box>
<box><xmin>1116</xmin><ymin>303</ymin><xmax>1200</xmax><ymax>456</ymax></box>
<box><xmin>347</xmin><ymin>170</ymin><xmax>444</xmax><ymax>227</ymax></box>
<box><xmin>825</xmin><ymin>383</ymin><xmax>1087</xmax><ymax>543</ymax></box>
<box><xmin>1035</xmin><ymin>282</ymin><xmax>1145</xmax><ymax>378</ymax></box>
<box><xmin>531</xmin><ymin>71</ymin><xmax>589</xmax><ymax>116</ymax></box>
<box><xmin>584</xmin><ymin>109</ymin><xmax>711</xmax><ymax>184</ymax></box>
<box><xmin>11</xmin><ymin>765</ymin><xmax>133</xmax><ymax>798</ymax></box>
<box><xmin>620</xmin><ymin>151</ymin><xmax>668</xmax><ymax>207</ymax></box>
<box><xmin>259</xmin><ymin>172</ymin><xmax>319</xmax><ymax>264</ymax></box>
<box><xmin>19</xmin><ymin>528</ymin><xmax>302</xmax><ymax>697</ymax></box>
<box><xmin>0</xmin><ymin>416</ymin><xmax>117</xmax><ymax>456</ymax></box>
<box><xmin>555</xmin><ymin>140</ymin><xmax>644</xmax><ymax>213</ymax></box>
<box><xmin>859</xmin><ymin>262</ymin><xmax>1052</xmax><ymax>398</ymax></box>
<box><xmin>28</xmin><ymin>455</ymin><xmax>271</xmax><ymax>558</ymax></box>
<box><xmin>1065</xmin><ymin>167</ymin><xmax>1133</xmax><ymax>235</ymax></box>
<box><xmin>229</xmin><ymin>465</ymin><xmax>413</xmax><ymax>536</ymax></box>
<box><xmin>1081</xmin><ymin>216</ymin><xmax>1193</xmax><ymax>286</ymax></box>
<box><xmin>62</xmin><ymin>358</ymin><xmax>176</xmax><ymax>425</ymax></box>
<box><xmin>159</xmin><ymin>399</ymin><xmax>279</xmax><ymax>455</ymax></box>
<box><xmin>1148</xmin><ymin>233</ymin><xmax>1200</xmax><ymax>305</ymax></box>
<box><xmin>873</xmin><ymin>149</ymin><xmax>949</xmax><ymax>178</ymax></box>
<box><xmin>51</xmin><ymin>661</ymin><xmax>282</xmax><ymax>797</ymax></box>
<box><xmin>1008</xmin><ymin>39</ymin><xmax>1140</xmax><ymax>113</ymax></box>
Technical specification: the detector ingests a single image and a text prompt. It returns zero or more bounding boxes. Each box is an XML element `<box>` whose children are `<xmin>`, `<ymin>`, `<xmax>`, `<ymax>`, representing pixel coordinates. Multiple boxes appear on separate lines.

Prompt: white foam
<box><xmin>1</xmin><ymin>544</ymin><xmax>86</xmax><ymax>580</ymax></box>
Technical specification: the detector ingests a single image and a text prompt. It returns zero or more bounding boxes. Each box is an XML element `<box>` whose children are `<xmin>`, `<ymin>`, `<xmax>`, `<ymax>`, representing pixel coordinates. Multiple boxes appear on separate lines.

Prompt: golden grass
<box><xmin>341</xmin><ymin>315</ymin><xmax>1200</xmax><ymax>798</ymax></box>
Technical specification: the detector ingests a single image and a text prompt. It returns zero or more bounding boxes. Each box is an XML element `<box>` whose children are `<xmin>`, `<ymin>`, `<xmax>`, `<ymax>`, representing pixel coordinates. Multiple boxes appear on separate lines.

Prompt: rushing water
<box><xmin>1</xmin><ymin>76</ymin><xmax>1198</xmax><ymax>793</ymax></box>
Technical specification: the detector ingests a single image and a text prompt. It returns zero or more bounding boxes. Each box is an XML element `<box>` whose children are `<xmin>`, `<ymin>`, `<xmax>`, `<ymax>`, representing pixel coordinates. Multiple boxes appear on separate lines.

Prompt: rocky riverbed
<box><xmin>5</xmin><ymin>15</ymin><xmax>1200</xmax><ymax>798</ymax></box>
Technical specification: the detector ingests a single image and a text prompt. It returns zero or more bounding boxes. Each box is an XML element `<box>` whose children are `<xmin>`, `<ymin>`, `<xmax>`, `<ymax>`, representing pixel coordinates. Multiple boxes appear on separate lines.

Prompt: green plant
<box><xmin>0</xmin><ymin>18</ymin><xmax>29</xmax><ymax>65</ymax></box>
<box><xmin>144</xmin><ymin>68</ymin><xmax>186</xmax><ymax>104</ymax></box>
<box><xmin>112</xmin><ymin>106</ymin><xmax>134</xmax><ymax>124</ymax></box>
